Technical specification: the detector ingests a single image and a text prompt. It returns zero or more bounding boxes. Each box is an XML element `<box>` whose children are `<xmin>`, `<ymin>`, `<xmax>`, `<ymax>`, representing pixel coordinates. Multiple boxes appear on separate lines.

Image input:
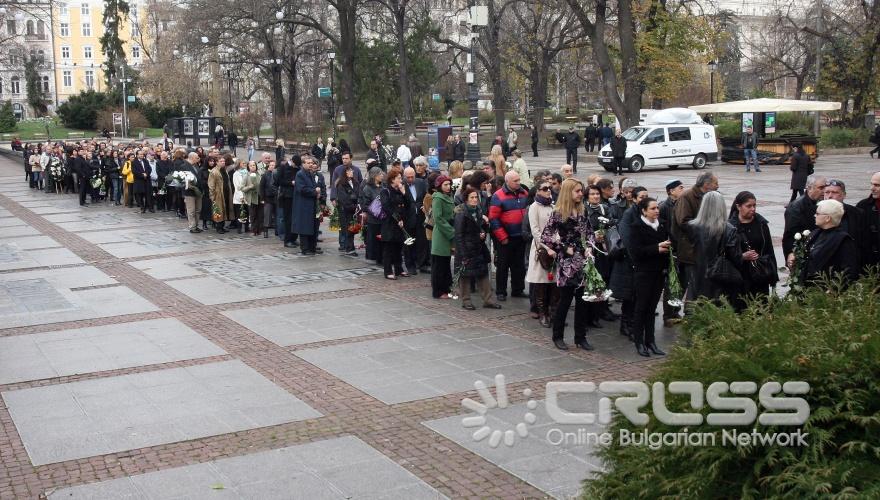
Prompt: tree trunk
<box><xmin>529</xmin><ymin>59</ymin><xmax>551</xmax><ymax>134</ymax></box>
<box><xmin>271</xmin><ymin>66</ymin><xmax>285</xmax><ymax>135</ymax></box>
<box><xmin>567</xmin><ymin>0</ymin><xmax>641</xmax><ymax>129</ymax></box>
<box><xmin>617</xmin><ymin>0</ymin><xmax>641</xmax><ymax>127</ymax></box>
<box><xmin>285</xmin><ymin>57</ymin><xmax>298</xmax><ymax>117</ymax></box>
<box><xmin>394</xmin><ymin>7</ymin><xmax>416</xmax><ymax>135</ymax></box>
<box><xmin>337</xmin><ymin>0</ymin><xmax>368</xmax><ymax>151</ymax></box>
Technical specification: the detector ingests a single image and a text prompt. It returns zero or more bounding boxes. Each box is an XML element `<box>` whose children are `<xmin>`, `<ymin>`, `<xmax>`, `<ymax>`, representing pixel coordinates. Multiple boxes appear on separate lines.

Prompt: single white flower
<box><xmin>404</xmin><ymin>237</ymin><xmax>415</xmax><ymax>246</ymax></box>
<box><xmin>802</xmin><ymin>229</ymin><xmax>811</xmax><ymax>237</ymax></box>
<box><xmin>598</xmin><ymin>216</ymin><xmax>610</xmax><ymax>224</ymax></box>
<box><xmin>794</xmin><ymin>232</ymin><xmax>802</xmax><ymax>241</ymax></box>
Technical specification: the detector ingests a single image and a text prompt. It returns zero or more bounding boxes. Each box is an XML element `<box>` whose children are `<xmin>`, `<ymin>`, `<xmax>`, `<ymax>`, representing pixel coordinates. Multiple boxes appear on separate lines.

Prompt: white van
<box><xmin>597</xmin><ymin>123</ymin><xmax>718</xmax><ymax>172</ymax></box>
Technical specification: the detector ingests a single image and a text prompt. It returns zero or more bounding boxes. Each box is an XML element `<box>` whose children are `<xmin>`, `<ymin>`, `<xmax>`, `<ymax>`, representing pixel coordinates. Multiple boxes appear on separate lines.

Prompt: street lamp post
<box><xmin>121</xmin><ymin>65</ymin><xmax>132</xmax><ymax>138</ymax></box>
<box><xmin>466</xmin><ymin>2</ymin><xmax>488</xmax><ymax>163</ymax></box>
<box><xmin>708</xmin><ymin>60</ymin><xmax>717</xmax><ymax>104</ymax></box>
<box><xmin>328</xmin><ymin>51</ymin><xmax>336</xmax><ymax>140</ymax></box>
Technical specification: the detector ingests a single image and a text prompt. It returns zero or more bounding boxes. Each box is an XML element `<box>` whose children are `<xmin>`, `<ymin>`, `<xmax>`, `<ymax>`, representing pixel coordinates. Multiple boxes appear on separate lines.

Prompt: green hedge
<box><xmin>584</xmin><ymin>276</ymin><xmax>880</xmax><ymax>498</ymax></box>
<box><xmin>819</xmin><ymin>127</ymin><xmax>872</xmax><ymax>148</ymax></box>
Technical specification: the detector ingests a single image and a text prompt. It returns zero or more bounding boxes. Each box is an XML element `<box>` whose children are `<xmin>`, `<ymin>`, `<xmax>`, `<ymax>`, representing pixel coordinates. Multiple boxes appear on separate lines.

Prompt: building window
<box><xmin>81</xmin><ymin>3</ymin><xmax>90</xmax><ymax>16</ymax></box>
<box><xmin>37</xmin><ymin>49</ymin><xmax>45</xmax><ymax>64</ymax></box>
<box><xmin>61</xmin><ymin>46</ymin><xmax>70</xmax><ymax>59</ymax></box>
<box><xmin>83</xmin><ymin>46</ymin><xmax>92</xmax><ymax>59</ymax></box>
<box><xmin>84</xmin><ymin>70</ymin><xmax>94</xmax><ymax>89</ymax></box>
<box><xmin>81</xmin><ymin>22</ymin><xmax>90</xmax><ymax>36</ymax></box>
<box><xmin>0</xmin><ymin>77</ymin><xmax>3</xmax><ymax>94</ymax></box>
<box><xmin>131</xmin><ymin>20</ymin><xmax>139</xmax><ymax>37</ymax></box>
<box><xmin>60</xmin><ymin>22</ymin><xmax>69</xmax><ymax>36</ymax></box>
<box><xmin>11</xmin><ymin>77</ymin><xmax>20</xmax><ymax>95</ymax></box>
<box><xmin>63</xmin><ymin>70</ymin><xmax>72</xmax><ymax>87</ymax></box>
<box><xmin>59</xmin><ymin>3</ymin><xmax>68</xmax><ymax>16</ymax></box>
<box><xmin>36</xmin><ymin>20</ymin><xmax>45</xmax><ymax>38</ymax></box>
<box><xmin>132</xmin><ymin>45</ymin><xmax>140</xmax><ymax>59</ymax></box>
<box><xmin>6</xmin><ymin>20</ymin><xmax>15</xmax><ymax>35</ymax></box>
<box><xmin>26</xmin><ymin>20</ymin><xmax>35</xmax><ymax>36</ymax></box>
<box><xmin>41</xmin><ymin>76</ymin><xmax>49</xmax><ymax>93</ymax></box>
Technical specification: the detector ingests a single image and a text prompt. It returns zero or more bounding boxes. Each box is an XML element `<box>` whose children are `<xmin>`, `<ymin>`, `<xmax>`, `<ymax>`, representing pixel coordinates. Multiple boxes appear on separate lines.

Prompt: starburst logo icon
<box><xmin>461</xmin><ymin>374</ymin><xmax>538</xmax><ymax>448</ymax></box>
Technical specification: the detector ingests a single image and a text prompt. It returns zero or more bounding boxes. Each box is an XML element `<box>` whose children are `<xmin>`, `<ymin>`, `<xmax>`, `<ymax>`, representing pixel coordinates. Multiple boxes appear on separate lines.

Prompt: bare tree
<box><xmin>506</xmin><ymin>0</ymin><xmax>585</xmax><ymax>132</ymax></box>
<box><xmin>743</xmin><ymin>4</ymin><xmax>816</xmax><ymax>99</ymax></box>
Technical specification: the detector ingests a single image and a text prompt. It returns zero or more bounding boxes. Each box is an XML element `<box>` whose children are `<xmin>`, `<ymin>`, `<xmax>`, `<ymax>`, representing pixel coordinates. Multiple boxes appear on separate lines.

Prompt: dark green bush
<box><xmin>56</xmin><ymin>90</ymin><xmax>110</xmax><ymax>129</ymax></box>
<box><xmin>0</xmin><ymin>101</ymin><xmax>17</xmax><ymax>132</ymax></box>
<box><xmin>585</xmin><ymin>276</ymin><xmax>880</xmax><ymax>499</ymax></box>
<box><xmin>714</xmin><ymin>119</ymin><xmax>740</xmax><ymax>139</ymax></box>
<box><xmin>820</xmin><ymin>127</ymin><xmax>872</xmax><ymax>148</ymax></box>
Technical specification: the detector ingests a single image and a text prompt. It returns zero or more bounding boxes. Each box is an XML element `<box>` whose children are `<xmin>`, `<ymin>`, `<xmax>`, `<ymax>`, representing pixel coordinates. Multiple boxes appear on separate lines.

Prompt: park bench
<box><xmin>33</xmin><ymin>133</ymin><xmax>47</xmax><ymax>140</ymax></box>
<box><xmin>68</xmin><ymin>132</ymin><xmax>84</xmax><ymax>138</ymax></box>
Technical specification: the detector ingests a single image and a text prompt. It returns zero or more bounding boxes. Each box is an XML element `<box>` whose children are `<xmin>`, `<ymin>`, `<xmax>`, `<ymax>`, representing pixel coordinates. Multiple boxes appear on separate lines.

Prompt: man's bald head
<box><xmin>504</xmin><ymin>170</ymin><xmax>521</xmax><ymax>189</ymax></box>
<box><xmin>403</xmin><ymin>167</ymin><xmax>415</xmax><ymax>183</ymax></box>
<box><xmin>187</xmin><ymin>152</ymin><xmax>200</xmax><ymax>164</ymax></box>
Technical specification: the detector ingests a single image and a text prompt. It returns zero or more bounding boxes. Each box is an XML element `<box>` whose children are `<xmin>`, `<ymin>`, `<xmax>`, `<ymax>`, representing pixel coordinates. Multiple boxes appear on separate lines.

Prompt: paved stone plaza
<box><xmin>0</xmin><ymin>150</ymin><xmax>876</xmax><ymax>498</ymax></box>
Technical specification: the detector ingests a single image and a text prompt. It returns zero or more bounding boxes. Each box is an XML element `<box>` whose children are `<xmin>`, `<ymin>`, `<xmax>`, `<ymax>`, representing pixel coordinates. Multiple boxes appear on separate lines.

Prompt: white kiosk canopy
<box><xmin>689</xmin><ymin>98</ymin><xmax>842</xmax><ymax>113</ymax></box>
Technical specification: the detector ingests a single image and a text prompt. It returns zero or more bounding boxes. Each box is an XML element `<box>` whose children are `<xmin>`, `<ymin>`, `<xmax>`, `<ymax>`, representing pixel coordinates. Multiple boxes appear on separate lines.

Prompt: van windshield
<box><xmin>622</xmin><ymin>127</ymin><xmax>648</xmax><ymax>141</ymax></box>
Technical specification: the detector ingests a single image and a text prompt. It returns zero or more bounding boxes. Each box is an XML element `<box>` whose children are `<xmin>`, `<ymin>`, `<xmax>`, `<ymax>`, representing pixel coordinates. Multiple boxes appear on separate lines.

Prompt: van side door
<box><xmin>667</xmin><ymin>127</ymin><xmax>695</xmax><ymax>162</ymax></box>
<box><xmin>640</xmin><ymin>127</ymin><xmax>667</xmax><ymax>166</ymax></box>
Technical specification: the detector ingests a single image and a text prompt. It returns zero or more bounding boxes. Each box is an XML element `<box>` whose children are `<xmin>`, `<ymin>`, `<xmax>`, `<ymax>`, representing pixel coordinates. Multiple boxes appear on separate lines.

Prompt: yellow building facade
<box><xmin>51</xmin><ymin>0</ymin><xmax>147</xmax><ymax>104</ymax></box>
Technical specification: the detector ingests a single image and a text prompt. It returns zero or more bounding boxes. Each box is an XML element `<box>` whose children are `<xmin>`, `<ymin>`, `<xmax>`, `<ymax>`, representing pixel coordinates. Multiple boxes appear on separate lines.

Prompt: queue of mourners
<box><xmin>19</xmin><ymin>136</ymin><xmax>880</xmax><ymax>357</ymax></box>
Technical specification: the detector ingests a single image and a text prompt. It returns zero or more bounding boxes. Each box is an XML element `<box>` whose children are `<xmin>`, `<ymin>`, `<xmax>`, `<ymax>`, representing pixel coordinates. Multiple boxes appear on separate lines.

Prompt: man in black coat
<box><xmin>658</xmin><ymin>179</ymin><xmax>684</xmax><ymax>326</ymax></box>
<box><xmin>403</xmin><ymin>166</ymin><xmax>429</xmax><ymax>274</ymax></box>
<box><xmin>610</xmin><ymin>128</ymin><xmax>627</xmax><ymax>176</ymax></box>
<box><xmin>823</xmin><ymin>179</ymin><xmax>869</xmax><ymax>268</ymax></box>
<box><xmin>453</xmin><ymin>134</ymin><xmax>466</xmax><ymax>162</ymax></box>
<box><xmin>584</xmin><ymin>123</ymin><xmax>598</xmax><ymax>152</ymax></box>
<box><xmin>530</xmin><ymin>125</ymin><xmax>539</xmax><ymax>157</ymax></box>
<box><xmin>274</xmin><ymin>156</ymin><xmax>298</xmax><ymax>248</ymax></box>
<box><xmin>131</xmin><ymin>151</ymin><xmax>155</xmax><ymax>213</ymax></box>
<box><xmin>784</xmin><ymin>175</ymin><xmax>827</xmax><ymax>266</ymax></box>
<box><xmin>600</xmin><ymin>123</ymin><xmax>614</xmax><ymax>146</ymax></box>
<box><xmin>563</xmin><ymin>127</ymin><xmax>580</xmax><ymax>173</ymax></box>
<box><xmin>227</xmin><ymin>131</ymin><xmax>238</xmax><ymax>156</ymax></box>
<box><xmin>869</xmin><ymin>124</ymin><xmax>880</xmax><ymax>159</ymax></box>
<box><xmin>72</xmin><ymin>149</ymin><xmax>91</xmax><ymax>206</ymax></box>
<box><xmin>855</xmin><ymin>171</ymin><xmax>880</xmax><ymax>270</ymax></box>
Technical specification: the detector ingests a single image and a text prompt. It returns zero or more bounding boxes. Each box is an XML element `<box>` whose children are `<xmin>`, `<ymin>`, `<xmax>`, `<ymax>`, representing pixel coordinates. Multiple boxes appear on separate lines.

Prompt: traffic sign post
<box><xmin>318</xmin><ymin>87</ymin><xmax>332</xmax><ymax>99</ymax></box>
<box><xmin>432</xmin><ymin>93</ymin><xmax>441</xmax><ymax>102</ymax></box>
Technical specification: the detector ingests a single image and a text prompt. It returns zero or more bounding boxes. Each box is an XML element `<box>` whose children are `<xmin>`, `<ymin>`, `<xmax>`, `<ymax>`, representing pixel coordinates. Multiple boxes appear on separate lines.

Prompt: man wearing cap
<box><xmin>855</xmin><ymin>172</ymin><xmax>880</xmax><ymax>269</ymax></box>
<box><xmin>564</xmin><ymin>127</ymin><xmax>581</xmax><ymax>173</ymax></box>
<box><xmin>659</xmin><ymin>179</ymin><xmax>684</xmax><ymax>325</ymax></box>
<box><xmin>488</xmin><ymin>171</ymin><xmax>530</xmax><ymax>301</ymax></box>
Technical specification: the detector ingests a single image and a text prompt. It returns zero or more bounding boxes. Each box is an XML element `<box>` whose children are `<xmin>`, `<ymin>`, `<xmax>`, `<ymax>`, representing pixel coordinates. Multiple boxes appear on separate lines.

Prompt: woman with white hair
<box><xmin>800</xmin><ymin>199</ymin><xmax>860</xmax><ymax>286</ymax></box>
<box><xmin>689</xmin><ymin>191</ymin><xmax>743</xmax><ymax>302</ymax></box>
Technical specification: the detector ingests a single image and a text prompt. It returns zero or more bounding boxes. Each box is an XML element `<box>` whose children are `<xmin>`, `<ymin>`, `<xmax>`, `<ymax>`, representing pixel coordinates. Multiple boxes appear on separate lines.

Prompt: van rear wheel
<box><xmin>628</xmin><ymin>156</ymin><xmax>644</xmax><ymax>173</ymax></box>
<box><xmin>692</xmin><ymin>153</ymin><xmax>707</xmax><ymax>169</ymax></box>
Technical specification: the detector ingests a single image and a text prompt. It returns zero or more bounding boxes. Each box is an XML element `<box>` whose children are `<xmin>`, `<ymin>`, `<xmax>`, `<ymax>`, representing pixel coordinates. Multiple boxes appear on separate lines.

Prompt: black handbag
<box><xmin>747</xmin><ymin>256</ymin><xmax>778</xmax><ymax>285</ymax></box>
<box><xmin>706</xmin><ymin>239</ymin><xmax>743</xmax><ymax>288</ymax></box>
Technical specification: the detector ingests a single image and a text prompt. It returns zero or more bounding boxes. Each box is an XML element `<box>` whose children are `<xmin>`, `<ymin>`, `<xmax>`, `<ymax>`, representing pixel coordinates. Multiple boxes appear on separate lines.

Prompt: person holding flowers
<box><xmin>453</xmin><ymin>187</ymin><xmax>502</xmax><ymax>310</ymax></box>
<box><xmin>380</xmin><ymin>169</ymin><xmax>413</xmax><ymax>279</ymax></box>
<box><xmin>540</xmin><ymin>178</ymin><xmax>595</xmax><ymax>351</ymax></box>
<box><xmin>181</xmin><ymin>152</ymin><xmax>204</xmax><ymax>233</ymax></box>
<box><xmin>526</xmin><ymin>179</ymin><xmax>557</xmax><ymax>328</ymax></box>
<box><xmin>335</xmin><ymin>165</ymin><xmax>360</xmax><ymax>255</ymax></box>
<box><xmin>798</xmin><ymin>199</ymin><xmax>860</xmax><ymax>288</ymax></box>
<box><xmin>728</xmin><ymin>191</ymin><xmax>778</xmax><ymax>311</ymax></box>
<box><xmin>627</xmin><ymin>197</ymin><xmax>671</xmax><ymax>357</ymax></box>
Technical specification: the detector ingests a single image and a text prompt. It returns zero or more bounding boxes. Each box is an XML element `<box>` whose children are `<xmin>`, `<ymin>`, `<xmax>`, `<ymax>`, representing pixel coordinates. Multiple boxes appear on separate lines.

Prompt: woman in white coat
<box><xmin>526</xmin><ymin>178</ymin><xmax>558</xmax><ymax>327</ymax></box>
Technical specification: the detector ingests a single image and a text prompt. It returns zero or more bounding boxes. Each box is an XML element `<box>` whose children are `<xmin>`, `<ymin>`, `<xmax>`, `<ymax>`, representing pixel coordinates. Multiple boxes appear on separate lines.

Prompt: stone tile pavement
<box><xmin>0</xmin><ymin>153</ymin><xmax>873</xmax><ymax>498</ymax></box>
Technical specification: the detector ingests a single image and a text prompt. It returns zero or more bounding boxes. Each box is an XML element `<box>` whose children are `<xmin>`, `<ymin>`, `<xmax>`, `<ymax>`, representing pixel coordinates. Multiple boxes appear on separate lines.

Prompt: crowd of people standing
<box><xmin>18</xmin><ymin>135</ymin><xmax>880</xmax><ymax>357</ymax></box>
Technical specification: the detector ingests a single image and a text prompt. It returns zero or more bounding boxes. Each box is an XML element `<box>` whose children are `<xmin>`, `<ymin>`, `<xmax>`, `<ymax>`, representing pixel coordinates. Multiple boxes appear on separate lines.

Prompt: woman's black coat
<box><xmin>628</xmin><ymin>217</ymin><xmax>669</xmax><ymax>273</ymax></box>
<box><xmin>380</xmin><ymin>185</ymin><xmax>412</xmax><ymax>243</ymax></box>
<box><xmin>454</xmin><ymin>206</ymin><xmax>491</xmax><ymax>278</ymax></box>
